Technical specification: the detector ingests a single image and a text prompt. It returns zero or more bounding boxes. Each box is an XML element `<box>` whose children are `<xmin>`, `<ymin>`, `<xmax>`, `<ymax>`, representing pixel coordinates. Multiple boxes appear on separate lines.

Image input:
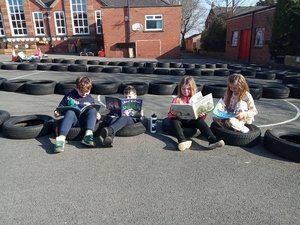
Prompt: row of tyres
<box><xmin>0</xmin><ymin>77</ymin><xmax>300</xmax><ymax>99</ymax></box>
<box><xmin>0</xmin><ymin>108</ymin><xmax>299</xmax><ymax>163</ymax></box>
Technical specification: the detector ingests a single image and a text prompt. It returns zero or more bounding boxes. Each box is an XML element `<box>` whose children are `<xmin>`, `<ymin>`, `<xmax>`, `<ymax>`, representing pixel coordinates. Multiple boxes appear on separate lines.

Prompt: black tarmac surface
<box><xmin>0</xmin><ymin>53</ymin><xmax>299</xmax><ymax>225</ymax></box>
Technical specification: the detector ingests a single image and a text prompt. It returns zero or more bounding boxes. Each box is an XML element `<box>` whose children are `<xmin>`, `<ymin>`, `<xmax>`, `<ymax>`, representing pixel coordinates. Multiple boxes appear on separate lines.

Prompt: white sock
<box><xmin>56</xmin><ymin>135</ymin><xmax>66</xmax><ymax>142</ymax></box>
<box><xmin>85</xmin><ymin>130</ymin><xmax>93</xmax><ymax>136</ymax></box>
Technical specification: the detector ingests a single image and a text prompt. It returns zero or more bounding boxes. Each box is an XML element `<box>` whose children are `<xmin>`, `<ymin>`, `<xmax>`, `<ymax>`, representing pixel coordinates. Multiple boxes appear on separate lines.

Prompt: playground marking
<box><xmin>257</xmin><ymin>100</ymin><xmax>300</xmax><ymax>128</ymax></box>
<box><xmin>8</xmin><ymin>71</ymin><xmax>46</xmax><ymax>80</ymax></box>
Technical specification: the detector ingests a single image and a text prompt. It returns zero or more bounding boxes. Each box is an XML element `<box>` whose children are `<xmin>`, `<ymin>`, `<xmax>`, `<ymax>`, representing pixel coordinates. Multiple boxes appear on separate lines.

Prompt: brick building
<box><xmin>0</xmin><ymin>0</ymin><xmax>181</xmax><ymax>58</ymax></box>
<box><xmin>225</xmin><ymin>6</ymin><xmax>276</xmax><ymax>64</ymax></box>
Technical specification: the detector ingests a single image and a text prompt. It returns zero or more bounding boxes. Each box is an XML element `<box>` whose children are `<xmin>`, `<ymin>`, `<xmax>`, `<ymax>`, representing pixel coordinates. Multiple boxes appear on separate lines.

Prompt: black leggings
<box><xmin>170</xmin><ymin>117</ymin><xmax>217</xmax><ymax>143</ymax></box>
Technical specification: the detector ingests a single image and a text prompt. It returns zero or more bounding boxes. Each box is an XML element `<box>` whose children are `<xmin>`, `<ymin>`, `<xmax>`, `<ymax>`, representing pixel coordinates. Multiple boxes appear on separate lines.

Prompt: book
<box><xmin>170</xmin><ymin>91</ymin><xmax>214</xmax><ymax>120</ymax></box>
<box><xmin>212</xmin><ymin>98</ymin><xmax>236</xmax><ymax>119</ymax></box>
<box><xmin>105</xmin><ymin>96</ymin><xmax>143</xmax><ymax>118</ymax></box>
<box><xmin>56</xmin><ymin>103</ymin><xmax>101</xmax><ymax>118</ymax></box>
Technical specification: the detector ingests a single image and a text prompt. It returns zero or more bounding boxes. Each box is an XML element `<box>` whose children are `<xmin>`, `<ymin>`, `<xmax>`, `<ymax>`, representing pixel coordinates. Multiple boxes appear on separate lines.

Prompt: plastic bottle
<box><xmin>150</xmin><ymin>113</ymin><xmax>157</xmax><ymax>133</ymax></box>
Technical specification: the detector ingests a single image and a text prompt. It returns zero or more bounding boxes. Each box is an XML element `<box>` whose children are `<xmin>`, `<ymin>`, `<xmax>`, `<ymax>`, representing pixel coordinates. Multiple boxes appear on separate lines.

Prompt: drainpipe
<box><xmin>126</xmin><ymin>0</ymin><xmax>131</xmax><ymax>43</ymax></box>
<box><xmin>248</xmin><ymin>11</ymin><xmax>255</xmax><ymax>63</ymax></box>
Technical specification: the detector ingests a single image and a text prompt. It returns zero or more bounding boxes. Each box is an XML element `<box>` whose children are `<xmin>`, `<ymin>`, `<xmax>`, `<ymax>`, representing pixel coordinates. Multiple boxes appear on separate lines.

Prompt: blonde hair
<box><xmin>224</xmin><ymin>73</ymin><xmax>249</xmax><ymax>106</ymax></box>
<box><xmin>178</xmin><ymin>76</ymin><xmax>198</xmax><ymax>99</ymax></box>
<box><xmin>76</xmin><ymin>76</ymin><xmax>92</xmax><ymax>93</ymax></box>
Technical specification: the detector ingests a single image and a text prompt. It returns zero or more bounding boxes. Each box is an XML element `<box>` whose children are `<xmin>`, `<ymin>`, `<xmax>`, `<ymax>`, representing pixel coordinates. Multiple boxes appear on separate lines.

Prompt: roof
<box><xmin>35</xmin><ymin>0</ymin><xmax>170</xmax><ymax>9</ymax></box>
<box><xmin>37</xmin><ymin>0</ymin><xmax>55</xmax><ymax>8</ymax></box>
<box><xmin>101</xmin><ymin>0</ymin><xmax>170</xmax><ymax>7</ymax></box>
<box><xmin>211</xmin><ymin>6</ymin><xmax>268</xmax><ymax>17</ymax></box>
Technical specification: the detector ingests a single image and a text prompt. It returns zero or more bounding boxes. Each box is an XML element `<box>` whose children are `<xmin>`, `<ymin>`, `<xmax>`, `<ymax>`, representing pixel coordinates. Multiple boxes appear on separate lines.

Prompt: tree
<box><xmin>256</xmin><ymin>0</ymin><xmax>277</xmax><ymax>6</ymax></box>
<box><xmin>204</xmin><ymin>0</ymin><xmax>251</xmax><ymax>17</ymax></box>
<box><xmin>201</xmin><ymin>14</ymin><xmax>227</xmax><ymax>51</ymax></box>
<box><xmin>271</xmin><ymin>0</ymin><xmax>300</xmax><ymax>56</ymax></box>
<box><xmin>169</xmin><ymin>0</ymin><xmax>206</xmax><ymax>49</ymax></box>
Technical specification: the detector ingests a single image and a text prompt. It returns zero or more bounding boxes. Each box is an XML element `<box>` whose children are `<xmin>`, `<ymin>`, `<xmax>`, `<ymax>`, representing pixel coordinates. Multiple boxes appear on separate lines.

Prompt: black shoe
<box><xmin>101</xmin><ymin>127</ymin><xmax>114</xmax><ymax>147</ymax></box>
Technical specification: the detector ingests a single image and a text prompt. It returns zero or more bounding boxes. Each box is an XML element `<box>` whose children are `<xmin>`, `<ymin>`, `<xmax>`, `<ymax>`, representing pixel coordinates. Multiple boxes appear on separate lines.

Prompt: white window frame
<box><xmin>32</xmin><ymin>12</ymin><xmax>45</xmax><ymax>36</ymax></box>
<box><xmin>95</xmin><ymin>10</ymin><xmax>102</xmax><ymax>34</ymax></box>
<box><xmin>231</xmin><ymin>31</ymin><xmax>239</xmax><ymax>47</ymax></box>
<box><xmin>6</xmin><ymin>0</ymin><xmax>28</xmax><ymax>36</ymax></box>
<box><xmin>254</xmin><ymin>27</ymin><xmax>265</xmax><ymax>47</ymax></box>
<box><xmin>145</xmin><ymin>14</ymin><xmax>163</xmax><ymax>31</ymax></box>
<box><xmin>54</xmin><ymin>11</ymin><xmax>66</xmax><ymax>35</ymax></box>
<box><xmin>70</xmin><ymin>0</ymin><xmax>89</xmax><ymax>35</ymax></box>
<box><xmin>0</xmin><ymin>13</ymin><xmax>5</xmax><ymax>37</ymax></box>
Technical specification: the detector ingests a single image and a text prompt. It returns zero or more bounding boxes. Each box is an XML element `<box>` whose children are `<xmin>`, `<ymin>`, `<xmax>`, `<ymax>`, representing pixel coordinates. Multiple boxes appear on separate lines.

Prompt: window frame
<box><xmin>54</xmin><ymin>11</ymin><xmax>67</xmax><ymax>36</ymax></box>
<box><xmin>6</xmin><ymin>0</ymin><xmax>28</xmax><ymax>36</ymax></box>
<box><xmin>254</xmin><ymin>27</ymin><xmax>265</xmax><ymax>47</ymax></box>
<box><xmin>95</xmin><ymin>10</ymin><xmax>102</xmax><ymax>35</ymax></box>
<box><xmin>0</xmin><ymin>13</ymin><xmax>5</xmax><ymax>37</ymax></box>
<box><xmin>145</xmin><ymin>14</ymin><xmax>163</xmax><ymax>31</ymax></box>
<box><xmin>32</xmin><ymin>12</ymin><xmax>45</xmax><ymax>36</ymax></box>
<box><xmin>70</xmin><ymin>0</ymin><xmax>89</xmax><ymax>35</ymax></box>
<box><xmin>231</xmin><ymin>31</ymin><xmax>239</xmax><ymax>47</ymax></box>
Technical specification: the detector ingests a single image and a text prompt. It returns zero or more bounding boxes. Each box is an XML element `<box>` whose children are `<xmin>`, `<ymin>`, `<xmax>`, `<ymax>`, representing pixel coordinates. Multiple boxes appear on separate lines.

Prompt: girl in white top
<box><xmin>214</xmin><ymin>73</ymin><xmax>258</xmax><ymax>133</ymax></box>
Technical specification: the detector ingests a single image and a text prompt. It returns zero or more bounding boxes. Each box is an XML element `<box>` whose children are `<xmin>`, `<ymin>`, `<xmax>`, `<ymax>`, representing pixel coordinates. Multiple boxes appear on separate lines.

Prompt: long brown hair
<box><xmin>224</xmin><ymin>74</ymin><xmax>249</xmax><ymax>107</ymax></box>
<box><xmin>178</xmin><ymin>76</ymin><xmax>198</xmax><ymax>99</ymax></box>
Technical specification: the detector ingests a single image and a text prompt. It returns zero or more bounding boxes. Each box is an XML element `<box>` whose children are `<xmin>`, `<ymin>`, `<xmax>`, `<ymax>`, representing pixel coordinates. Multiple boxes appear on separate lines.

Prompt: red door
<box><xmin>239</xmin><ymin>29</ymin><xmax>251</xmax><ymax>61</ymax></box>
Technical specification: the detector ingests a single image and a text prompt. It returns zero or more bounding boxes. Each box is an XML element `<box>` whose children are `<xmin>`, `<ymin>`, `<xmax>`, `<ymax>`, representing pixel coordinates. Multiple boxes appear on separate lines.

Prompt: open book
<box><xmin>105</xmin><ymin>96</ymin><xmax>143</xmax><ymax>118</ymax></box>
<box><xmin>170</xmin><ymin>92</ymin><xmax>214</xmax><ymax>120</ymax></box>
<box><xmin>212</xmin><ymin>98</ymin><xmax>236</xmax><ymax>119</ymax></box>
<box><xmin>56</xmin><ymin>103</ymin><xmax>101</xmax><ymax>118</ymax></box>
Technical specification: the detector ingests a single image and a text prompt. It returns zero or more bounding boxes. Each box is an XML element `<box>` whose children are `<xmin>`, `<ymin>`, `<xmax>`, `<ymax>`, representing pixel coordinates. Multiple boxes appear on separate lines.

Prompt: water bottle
<box><xmin>150</xmin><ymin>113</ymin><xmax>157</xmax><ymax>133</ymax></box>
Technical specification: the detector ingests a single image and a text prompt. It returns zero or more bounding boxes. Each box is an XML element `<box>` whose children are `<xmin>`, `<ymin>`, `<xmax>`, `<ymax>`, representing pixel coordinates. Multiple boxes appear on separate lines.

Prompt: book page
<box><xmin>105</xmin><ymin>96</ymin><xmax>122</xmax><ymax>117</ymax></box>
<box><xmin>121</xmin><ymin>99</ymin><xmax>143</xmax><ymax>118</ymax></box>
<box><xmin>192</xmin><ymin>93</ymin><xmax>214</xmax><ymax>116</ymax></box>
<box><xmin>213</xmin><ymin>98</ymin><xmax>236</xmax><ymax>119</ymax></box>
<box><xmin>170</xmin><ymin>104</ymin><xmax>196</xmax><ymax>120</ymax></box>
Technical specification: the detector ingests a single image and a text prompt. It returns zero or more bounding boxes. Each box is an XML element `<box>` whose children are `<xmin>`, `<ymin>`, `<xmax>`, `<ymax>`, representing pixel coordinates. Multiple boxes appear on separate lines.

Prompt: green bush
<box><xmin>271</xmin><ymin>0</ymin><xmax>300</xmax><ymax>56</ymax></box>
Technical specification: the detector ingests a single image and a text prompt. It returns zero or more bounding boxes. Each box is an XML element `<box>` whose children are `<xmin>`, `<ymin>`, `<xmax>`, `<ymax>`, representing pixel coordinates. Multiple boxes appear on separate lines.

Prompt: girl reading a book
<box><xmin>101</xmin><ymin>85</ymin><xmax>143</xmax><ymax>147</ymax></box>
<box><xmin>168</xmin><ymin>76</ymin><xmax>224</xmax><ymax>151</ymax></box>
<box><xmin>213</xmin><ymin>73</ymin><xmax>258</xmax><ymax>133</ymax></box>
<box><xmin>53</xmin><ymin>76</ymin><xmax>101</xmax><ymax>153</ymax></box>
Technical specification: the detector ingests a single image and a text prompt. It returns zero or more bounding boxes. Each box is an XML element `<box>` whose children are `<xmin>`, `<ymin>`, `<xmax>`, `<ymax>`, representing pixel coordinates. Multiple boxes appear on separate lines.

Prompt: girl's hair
<box><xmin>76</xmin><ymin>76</ymin><xmax>92</xmax><ymax>93</ymax></box>
<box><xmin>224</xmin><ymin>73</ymin><xmax>249</xmax><ymax>106</ymax></box>
<box><xmin>123</xmin><ymin>85</ymin><xmax>137</xmax><ymax>95</ymax></box>
<box><xmin>178</xmin><ymin>76</ymin><xmax>198</xmax><ymax>98</ymax></box>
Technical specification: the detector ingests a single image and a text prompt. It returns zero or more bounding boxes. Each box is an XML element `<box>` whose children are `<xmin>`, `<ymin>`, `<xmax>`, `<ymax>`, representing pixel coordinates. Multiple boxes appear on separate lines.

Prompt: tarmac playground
<box><xmin>0</xmin><ymin>54</ymin><xmax>299</xmax><ymax>225</ymax></box>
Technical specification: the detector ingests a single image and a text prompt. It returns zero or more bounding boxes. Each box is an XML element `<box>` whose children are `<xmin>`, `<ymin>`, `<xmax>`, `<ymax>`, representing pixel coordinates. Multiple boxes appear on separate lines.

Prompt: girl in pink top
<box><xmin>214</xmin><ymin>73</ymin><xmax>258</xmax><ymax>133</ymax></box>
<box><xmin>168</xmin><ymin>76</ymin><xmax>224</xmax><ymax>151</ymax></box>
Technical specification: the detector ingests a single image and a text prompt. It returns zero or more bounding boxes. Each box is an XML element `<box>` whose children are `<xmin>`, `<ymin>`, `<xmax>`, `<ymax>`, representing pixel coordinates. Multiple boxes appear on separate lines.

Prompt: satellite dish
<box><xmin>132</xmin><ymin>23</ymin><xmax>143</xmax><ymax>31</ymax></box>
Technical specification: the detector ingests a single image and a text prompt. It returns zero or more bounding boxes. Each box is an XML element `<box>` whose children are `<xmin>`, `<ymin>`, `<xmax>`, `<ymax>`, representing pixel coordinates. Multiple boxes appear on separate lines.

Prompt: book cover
<box><xmin>213</xmin><ymin>98</ymin><xmax>236</xmax><ymax>119</ymax></box>
<box><xmin>170</xmin><ymin>92</ymin><xmax>214</xmax><ymax>120</ymax></box>
<box><xmin>56</xmin><ymin>103</ymin><xmax>101</xmax><ymax>118</ymax></box>
<box><xmin>105</xmin><ymin>96</ymin><xmax>143</xmax><ymax>118</ymax></box>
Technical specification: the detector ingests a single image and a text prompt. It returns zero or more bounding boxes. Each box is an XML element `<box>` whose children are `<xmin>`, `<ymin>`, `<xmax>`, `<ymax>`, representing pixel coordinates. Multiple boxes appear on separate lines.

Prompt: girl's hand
<box><xmin>54</xmin><ymin>110</ymin><xmax>61</xmax><ymax>118</ymax></box>
<box><xmin>236</xmin><ymin>111</ymin><xmax>247</xmax><ymax>120</ymax></box>
<box><xmin>198</xmin><ymin>112</ymin><xmax>206</xmax><ymax>118</ymax></box>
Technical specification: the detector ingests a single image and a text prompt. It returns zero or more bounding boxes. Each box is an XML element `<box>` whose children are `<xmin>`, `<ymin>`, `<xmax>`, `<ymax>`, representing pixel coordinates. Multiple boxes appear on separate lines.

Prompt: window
<box><xmin>33</xmin><ymin>12</ymin><xmax>45</xmax><ymax>36</ymax></box>
<box><xmin>145</xmin><ymin>15</ymin><xmax>163</xmax><ymax>31</ymax></box>
<box><xmin>0</xmin><ymin>13</ymin><xmax>5</xmax><ymax>37</ymax></box>
<box><xmin>6</xmin><ymin>0</ymin><xmax>27</xmax><ymax>36</ymax></box>
<box><xmin>95</xmin><ymin>10</ymin><xmax>102</xmax><ymax>34</ymax></box>
<box><xmin>70</xmin><ymin>0</ymin><xmax>89</xmax><ymax>35</ymax></box>
<box><xmin>54</xmin><ymin>11</ymin><xmax>66</xmax><ymax>35</ymax></box>
<box><xmin>231</xmin><ymin>31</ymin><xmax>239</xmax><ymax>46</ymax></box>
<box><xmin>254</xmin><ymin>28</ymin><xmax>265</xmax><ymax>47</ymax></box>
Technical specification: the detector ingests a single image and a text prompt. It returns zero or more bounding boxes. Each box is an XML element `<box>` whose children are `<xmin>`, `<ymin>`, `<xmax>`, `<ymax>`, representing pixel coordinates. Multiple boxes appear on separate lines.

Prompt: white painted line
<box><xmin>8</xmin><ymin>71</ymin><xmax>46</xmax><ymax>80</ymax></box>
<box><xmin>258</xmin><ymin>100</ymin><xmax>300</xmax><ymax>128</ymax></box>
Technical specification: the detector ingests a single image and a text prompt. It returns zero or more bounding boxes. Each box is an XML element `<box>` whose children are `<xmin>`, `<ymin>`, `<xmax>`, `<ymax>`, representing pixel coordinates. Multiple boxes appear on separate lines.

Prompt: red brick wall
<box><xmin>102</xmin><ymin>6</ymin><xmax>181</xmax><ymax>59</ymax></box>
<box><xmin>0</xmin><ymin>2</ymin><xmax>181</xmax><ymax>58</ymax></box>
<box><xmin>225</xmin><ymin>7</ymin><xmax>275</xmax><ymax>64</ymax></box>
